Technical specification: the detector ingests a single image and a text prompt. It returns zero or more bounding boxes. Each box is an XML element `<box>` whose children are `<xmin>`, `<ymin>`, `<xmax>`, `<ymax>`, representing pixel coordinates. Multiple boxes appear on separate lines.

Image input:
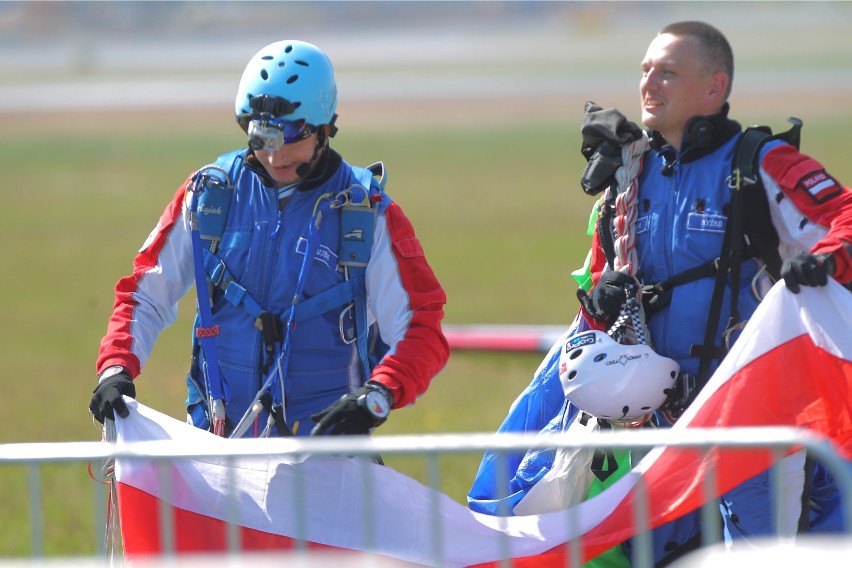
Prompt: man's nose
<box><xmin>642</xmin><ymin>69</ymin><xmax>660</xmax><ymax>91</ymax></box>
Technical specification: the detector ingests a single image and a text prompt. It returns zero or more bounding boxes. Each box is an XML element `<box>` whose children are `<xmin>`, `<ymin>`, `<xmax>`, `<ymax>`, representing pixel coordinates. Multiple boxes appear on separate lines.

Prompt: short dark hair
<box><xmin>660</xmin><ymin>21</ymin><xmax>734</xmax><ymax>99</ymax></box>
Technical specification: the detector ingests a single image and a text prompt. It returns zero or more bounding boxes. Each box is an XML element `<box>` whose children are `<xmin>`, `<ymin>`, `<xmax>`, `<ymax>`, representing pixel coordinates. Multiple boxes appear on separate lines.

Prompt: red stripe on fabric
<box><xmin>117</xmin><ymin>482</ymin><xmax>339</xmax><ymax>556</ymax></box>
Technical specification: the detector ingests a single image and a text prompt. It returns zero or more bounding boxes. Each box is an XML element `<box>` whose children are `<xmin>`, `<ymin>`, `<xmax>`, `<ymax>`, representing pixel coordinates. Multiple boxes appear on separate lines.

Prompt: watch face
<box><xmin>364</xmin><ymin>390</ymin><xmax>391</xmax><ymax>419</ymax></box>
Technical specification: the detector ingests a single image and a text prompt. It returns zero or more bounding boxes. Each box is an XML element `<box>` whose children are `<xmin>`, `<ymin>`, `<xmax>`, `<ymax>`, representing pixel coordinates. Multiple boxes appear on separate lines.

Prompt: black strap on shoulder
<box><xmin>739</xmin><ymin>118</ymin><xmax>802</xmax><ymax>279</ymax></box>
<box><xmin>691</xmin><ymin>119</ymin><xmax>803</xmax><ymax>389</ymax></box>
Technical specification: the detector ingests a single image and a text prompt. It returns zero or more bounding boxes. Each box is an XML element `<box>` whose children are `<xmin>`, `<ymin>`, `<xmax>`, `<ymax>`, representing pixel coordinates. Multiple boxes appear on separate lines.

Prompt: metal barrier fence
<box><xmin>1</xmin><ymin>426</ymin><xmax>851</xmax><ymax>566</ymax></box>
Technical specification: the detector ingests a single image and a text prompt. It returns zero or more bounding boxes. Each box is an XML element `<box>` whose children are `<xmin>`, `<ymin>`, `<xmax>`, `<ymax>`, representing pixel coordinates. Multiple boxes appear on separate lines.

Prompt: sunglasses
<box><xmin>247</xmin><ymin>118</ymin><xmax>317</xmax><ymax>152</ymax></box>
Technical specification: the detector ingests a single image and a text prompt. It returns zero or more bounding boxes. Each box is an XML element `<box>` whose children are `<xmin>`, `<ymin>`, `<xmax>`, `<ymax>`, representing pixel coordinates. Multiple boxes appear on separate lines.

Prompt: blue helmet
<box><xmin>235</xmin><ymin>40</ymin><xmax>338</xmax><ymax>132</ymax></box>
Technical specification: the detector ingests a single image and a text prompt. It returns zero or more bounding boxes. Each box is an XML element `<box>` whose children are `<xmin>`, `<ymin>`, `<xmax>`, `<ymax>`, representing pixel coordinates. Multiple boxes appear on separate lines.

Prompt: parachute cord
<box><xmin>606</xmin><ymin>133</ymin><xmax>652</xmax><ymax>347</ymax></box>
<box><xmin>88</xmin><ymin>419</ymin><xmax>122</xmax><ymax>565</ymax></box>
<box><xmin>611</xmin><ymin>133</ymin><xmax>649</xmax><ymax>276</ymax></box>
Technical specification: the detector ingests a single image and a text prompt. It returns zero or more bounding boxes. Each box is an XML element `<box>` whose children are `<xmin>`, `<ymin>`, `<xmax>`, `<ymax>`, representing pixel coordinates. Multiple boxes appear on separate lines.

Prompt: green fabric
<box><xmin>571</xmin><ymin>200</ymin><xmax>602</xmax><ymax>292</ymax></box>
<box><xmin>582</xmin><ymin>449</ymin><xmax>633</xmax><ymax>568</ymax></box>
<box><xmin>571</xmin><ymin>249</ymin><xmax>594</xmax><ymax>292</ymax></box>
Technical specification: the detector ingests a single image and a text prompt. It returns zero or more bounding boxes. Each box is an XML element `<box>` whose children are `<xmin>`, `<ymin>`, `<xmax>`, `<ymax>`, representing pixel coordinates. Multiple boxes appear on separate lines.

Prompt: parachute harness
<box><xmin>229</xmin><ymin>190</ymin><xmax>344</xmax><ymax>439</ymax></box>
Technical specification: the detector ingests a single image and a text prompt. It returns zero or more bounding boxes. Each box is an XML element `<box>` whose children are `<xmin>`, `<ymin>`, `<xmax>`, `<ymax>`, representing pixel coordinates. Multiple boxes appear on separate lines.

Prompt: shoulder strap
<box><xmin>690</xmin><ymin>118</ymin><xmax>804</xmax><ymax>395</ymax></box>
<box><xmin>341</xmin><ymin>163</ymin><xmax>387</xmax><ymax>379</ymax></box>
<box><xmin>737</xmin><ymin>118</ymin><xmax>802</xmax><ymax>279</ymax></box>
<box><xmin>187</xmin><ymin>154</ymin><xmax>245</xmax><ymax>430</ymax></box>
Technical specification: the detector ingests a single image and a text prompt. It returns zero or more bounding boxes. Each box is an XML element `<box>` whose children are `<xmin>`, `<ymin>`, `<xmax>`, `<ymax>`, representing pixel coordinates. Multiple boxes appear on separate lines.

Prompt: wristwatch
<box><xmin>357</xmin><ymin>385</ymin><xmax>392</xmax><ymax>426</ymax></box>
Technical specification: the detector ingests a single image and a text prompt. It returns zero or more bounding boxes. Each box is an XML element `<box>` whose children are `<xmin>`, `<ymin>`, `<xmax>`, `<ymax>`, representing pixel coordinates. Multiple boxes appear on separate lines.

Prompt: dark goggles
<box><xmin>247</xmin><ymin>118</ymin><xmax>317</xmax><ymax>152</ymax></box>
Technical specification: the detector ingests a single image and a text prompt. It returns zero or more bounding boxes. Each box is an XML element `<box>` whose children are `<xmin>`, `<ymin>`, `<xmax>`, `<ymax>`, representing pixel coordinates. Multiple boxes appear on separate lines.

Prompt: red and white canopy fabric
<box><xmin>113</xmin><ymin>280</ymin><xmax>852</xmax><ymax>566</ymax></box>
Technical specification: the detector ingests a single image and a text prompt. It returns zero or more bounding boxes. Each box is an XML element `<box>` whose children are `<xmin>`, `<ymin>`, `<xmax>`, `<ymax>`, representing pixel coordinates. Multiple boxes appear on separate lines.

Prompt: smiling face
<box><xmin>253</xmin><ymin>133</ymin><xmax>319</xmax><ymax>187</ymax></box>
<box><xmin>639</xmin><ymin>33</ymin><xmax>729</xmax><ymax>151</ymax></box>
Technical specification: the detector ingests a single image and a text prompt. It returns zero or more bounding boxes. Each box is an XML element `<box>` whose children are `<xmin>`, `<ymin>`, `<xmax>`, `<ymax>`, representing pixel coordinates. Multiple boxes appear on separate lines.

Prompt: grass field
<box><xmin>2</xmin><ymin>95</ymin><xmax>852</xmax><ymax>557</ymax></box>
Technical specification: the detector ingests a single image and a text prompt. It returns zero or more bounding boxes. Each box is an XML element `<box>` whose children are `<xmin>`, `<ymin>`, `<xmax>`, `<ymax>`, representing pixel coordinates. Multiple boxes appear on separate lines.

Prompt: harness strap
<box><xmin>344</xmin><ymin>164</ymin><xmax>382</xmax><ymax>379</ymax></box>
<box><xmin>189</xmin><ymin>181</ymin><xmax>229</xmax><ymax>405</ymax></box>
<box><xmin>187</xmin><ymin>150</ymin><xmax>244</xmax><ymax>432</ymax></box>
<box><xmin>690</xmin><ymin>126</ymin><xmax>778</xmax><ymax>387</ymax></box>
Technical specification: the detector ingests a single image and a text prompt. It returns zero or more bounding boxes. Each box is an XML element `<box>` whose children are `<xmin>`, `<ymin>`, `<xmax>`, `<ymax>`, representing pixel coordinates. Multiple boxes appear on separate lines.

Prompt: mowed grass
<box><xmin>1</xmin><ymin>105</ymin><xmax>851</xmax><ymax>557</ymax></box>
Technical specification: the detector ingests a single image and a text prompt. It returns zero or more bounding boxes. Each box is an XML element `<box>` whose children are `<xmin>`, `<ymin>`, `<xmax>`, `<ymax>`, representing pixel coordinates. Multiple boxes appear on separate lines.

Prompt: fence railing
<box><xmin>1</xmin><ymin>426</ymin><xmax>850</xmax><ymax>566</ymax></box>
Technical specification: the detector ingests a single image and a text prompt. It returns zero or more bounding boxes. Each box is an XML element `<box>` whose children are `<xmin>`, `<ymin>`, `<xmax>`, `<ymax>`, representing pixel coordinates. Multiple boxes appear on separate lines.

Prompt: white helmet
<box><xmin>558</xmin><ymin>330</ymin><xmax>679</xmax><ymax>421</ymax></box>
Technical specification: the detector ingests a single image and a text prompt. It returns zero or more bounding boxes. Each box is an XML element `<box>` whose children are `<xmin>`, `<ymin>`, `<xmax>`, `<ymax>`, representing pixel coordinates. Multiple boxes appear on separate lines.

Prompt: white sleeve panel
<box><xmin>130</xmin><ymin>200</ymin><xmax>196</xmax><ymax>369</ymax></box>
<box><xmin>364</xmin><ymin>214</ymin><xmax>412</xmax><ymax>356</ymax></box>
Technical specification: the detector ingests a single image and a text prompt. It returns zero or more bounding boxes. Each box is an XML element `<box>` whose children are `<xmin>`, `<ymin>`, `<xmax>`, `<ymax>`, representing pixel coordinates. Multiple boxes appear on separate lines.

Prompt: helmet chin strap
<box><xmin>296</xmin><ymin>124</ymin><xmax>337</xmax><ymax>181</ymax></box>
<box><xmin>296</xmin><ymin>126</ymin><xmax>331</xmax><ymax>179</ymax></box>
<box><xmin>296</xmin><ymin>136</ymin><xmax>328</xmax><ymax>181</ymax></box>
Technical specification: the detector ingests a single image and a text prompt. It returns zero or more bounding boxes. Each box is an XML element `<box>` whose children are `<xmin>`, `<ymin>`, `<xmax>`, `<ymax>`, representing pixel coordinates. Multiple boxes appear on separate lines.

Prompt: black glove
<box><xmin>578</xmin><ymin>271</ymin><xmax>639</xmax><ymax>322</ymax></box>
<box><xmin>310</xmin><ymin>382</ymin><xmax>393</xmax><ymax>436</ymax></box>
<box><xmin>780</xmin><ymin>252</ymin><xmax>836</xmax><ymax>294</ymax></box>
<box><xmin>89</xmin><ymin>369</ymin><xmax>136</xmax><ymax>423</ymax></box>
<box><xmin>580</xmin><ymin>101</ymin><xmax>644</xmax><ymax>196</ymax></box>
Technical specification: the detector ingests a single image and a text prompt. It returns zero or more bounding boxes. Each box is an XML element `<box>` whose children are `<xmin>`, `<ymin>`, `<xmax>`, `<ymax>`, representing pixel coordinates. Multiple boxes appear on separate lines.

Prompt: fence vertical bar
<box><xmin>27</xmin><ymin>463</ymin><xmax>43</xmax><ymax>559</ymax></box>
<box><xmin>564</xmin><ymin>493</ymin><xmax>582</xmax><ymax>567</ymax></box>
<box><xmin>156</xmin><ymin>459</ymin><xmax>175</xmax><ymax>559</ymax></box>
<box><xmin>93</xmin><ymin>472</ymin><xmax>107</xmax><ymax>557</ymax></box>
<box><xmin>425</xmin><ymin>450</ymin><xmax>444</xmax><ymax>566</ymax></box>
<box><xmin>630</xmin><ymin>472</ymin><xmax>652</xmax><ymax>568</ymax></box>
<box><xmin>359</xmin><ymin>455</ymin><xmax>379</xmax><ymax>566</ymax></box>
<box><xmin>770</xmin><ymin>445</ymin><xmax>798</xmax><ymax>541</ymax></box>
<box><xmin>224</xmin><ymin>454</ymin><xmax>241</xmax><ymax>556</ymax></box>
<box><xmin>289</xmin><ymin>451</ymin><xmax>311</xmax><ymax>568</ymax></box>
<box><xmin>700</xmin><ymin>446</ymin><xmax>721</xmax><ymax>546</ymax></box>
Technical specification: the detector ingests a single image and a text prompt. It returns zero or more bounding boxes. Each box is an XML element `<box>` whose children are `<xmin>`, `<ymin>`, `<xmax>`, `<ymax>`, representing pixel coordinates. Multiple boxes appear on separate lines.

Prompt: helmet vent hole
<box><xmin>567</xmin><ymin>370</ymin><xmax>577</xmax><ymax>381</ymax></box>
<box><xmin>641</xmin><ymin>405</ymin><xmax>652</xmax><ymax>411</ymax></box>
<box><xmin>670</xmin><ymin>371</ymin><xmax>677</xmax><ymax>378</ymax></box>
<box><xmin>287</xmin><ymin>74</ymin><xmax>299</xmax><ymax>84</ymax></box>
<box><xmin>278</xmin><ymin>62</ymin><xmax>285</xmax><ymax>68</ymax></box>
<box><xmin>569</xmin><ymin>349</ymin><xmax>583</xmax><ymax>360</ymax></box>
<box><xmin>261</xmin><ymin>55</ymin><xmax>273</xmax><ymax>61</ymax></box>
<box><xmin>295</xmin><ymin>60</ymin><xmax>309</xmax><ymax>67</ymax></box>
<box><xmin>260</xmin><ymin>70</ymin><xmax>269</xmax><ymax>81</ymax></box>
<box><xmin>284</xmin><ymin>45</ymin><xmax>293</xmax><ymax>53</ymax></box>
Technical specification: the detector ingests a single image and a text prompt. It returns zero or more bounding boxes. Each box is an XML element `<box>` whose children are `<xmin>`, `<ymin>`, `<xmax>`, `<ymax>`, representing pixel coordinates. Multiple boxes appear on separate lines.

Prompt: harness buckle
<box><xmin>722</xmin><ymin>319</ymin><xmax>748</xmax><ymax>352</ymax></box>
<box><xmin>711</xmin><ymin>257</ymin><xmax>722</xmax><ymax>274</ymax></box>
<box><xmin>661</xmin><ymin>372</ymin><xmax>698</xmax><ymax>422</ymax></box>
<box><xmin>339</xmin><ymin>303</ymin><xmax>357</xmax><ymax>345</ymax></box>
<box><xmin>255</xmin><ymin>312</ymin><xmax>284</xmax><ymax>353</ymax></box>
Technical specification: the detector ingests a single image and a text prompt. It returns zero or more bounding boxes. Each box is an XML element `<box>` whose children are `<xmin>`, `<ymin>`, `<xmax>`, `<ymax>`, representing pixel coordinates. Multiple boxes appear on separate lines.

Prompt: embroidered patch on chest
<box><xmin>686</xmin><ymin>212</ymin><xmax>726</xmax><ymax>233</ymax></box>
<box><xmin>296</xmin><ymin>238</ymin><xmax>339</xmax><ymax>270</ymax></box>
<box><xmin>797</xmin><ymin>169</ymin><xmax>841</xmax><ymax>203</ymax></box>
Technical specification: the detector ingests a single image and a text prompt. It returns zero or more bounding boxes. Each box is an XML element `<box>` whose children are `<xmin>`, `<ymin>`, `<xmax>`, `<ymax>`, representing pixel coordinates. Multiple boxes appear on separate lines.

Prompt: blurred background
<box><xmin>1</xmin><ymin>0</ymin><xmax>852</xmax><ymax>557</ymax></box>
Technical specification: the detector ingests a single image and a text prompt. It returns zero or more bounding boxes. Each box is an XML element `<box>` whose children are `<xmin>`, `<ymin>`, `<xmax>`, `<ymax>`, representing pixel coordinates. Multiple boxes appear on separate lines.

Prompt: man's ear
<box><xmin>707</xmin><ymin>71</ymin><xmax>729</xmax><ymax>104</ymax></box>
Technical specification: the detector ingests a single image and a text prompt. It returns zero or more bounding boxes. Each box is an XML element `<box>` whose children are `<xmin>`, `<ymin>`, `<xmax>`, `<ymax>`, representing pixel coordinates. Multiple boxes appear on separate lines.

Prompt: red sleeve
<box><xmin>368</xmin><ymin>202</ymin><xmax>450</xmax><ymax>408</ymax></box>
<box><xmin>762</xmin><ymin>145</ymin><xmax>852</xmax><ymax>283</ymax></box>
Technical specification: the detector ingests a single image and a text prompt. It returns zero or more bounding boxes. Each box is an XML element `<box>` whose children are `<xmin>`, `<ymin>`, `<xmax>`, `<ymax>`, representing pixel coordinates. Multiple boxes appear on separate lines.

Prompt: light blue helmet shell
<box><xmin>235</xmin><ymin>40</ymin><xmax>337</xmax><ymax>130</ymax></box>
